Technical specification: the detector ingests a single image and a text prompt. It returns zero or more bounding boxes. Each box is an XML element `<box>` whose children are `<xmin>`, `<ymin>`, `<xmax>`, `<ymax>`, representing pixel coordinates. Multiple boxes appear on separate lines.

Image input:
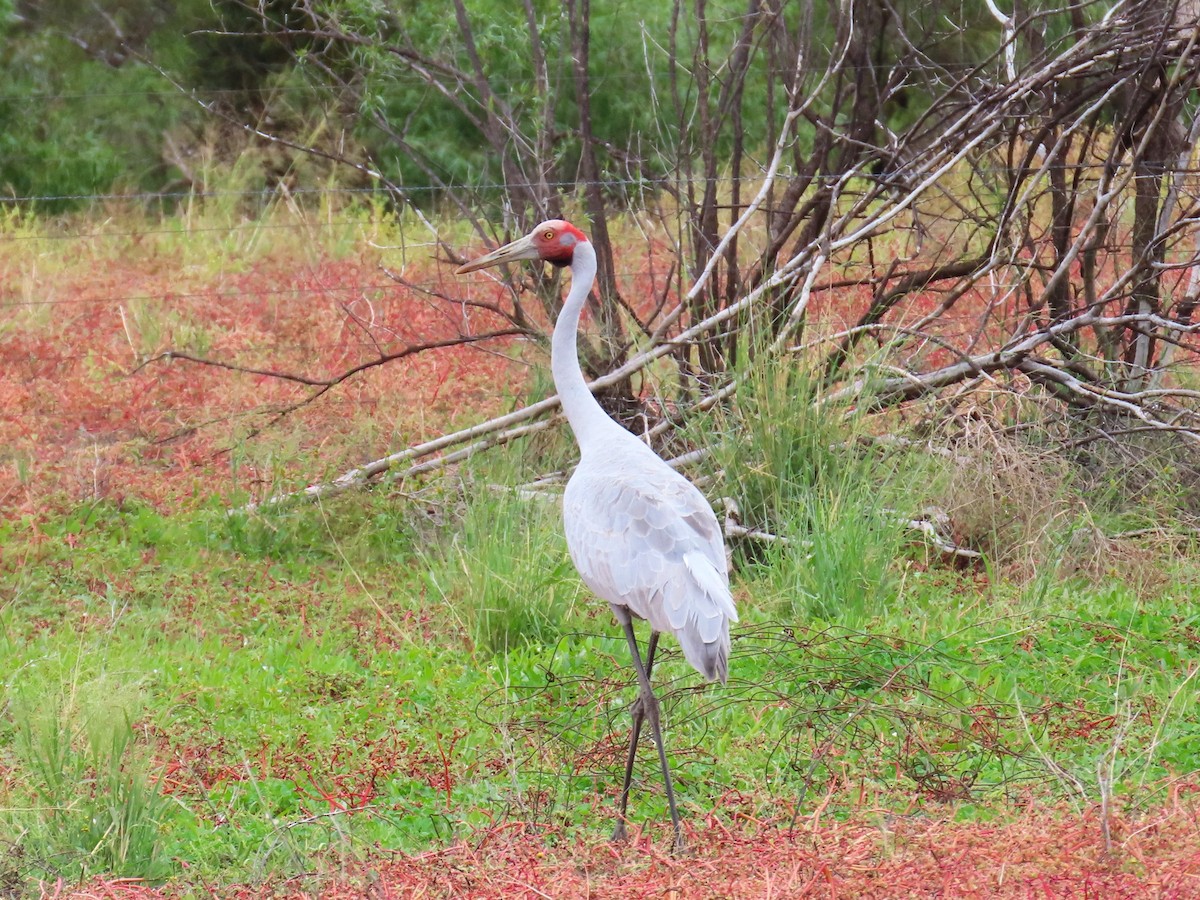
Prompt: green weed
<box><xmin>706</xmin><ymin>358</ymin><xmax>912</xmax><ymax>622</ymax></box>
<box><xmin>2</xmin><ymin>672</ymin><xmax>173</xmax><ymax>887</ymax></box>
<box><xmin>419</xmin><ymin>471</ymin><xmax>581</xmax><ymax>655</ymax></box>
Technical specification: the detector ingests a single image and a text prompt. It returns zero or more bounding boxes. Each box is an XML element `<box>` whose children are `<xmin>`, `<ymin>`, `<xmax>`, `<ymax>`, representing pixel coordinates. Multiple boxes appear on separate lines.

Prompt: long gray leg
<box><xmin>611</xmin><ymin>630</ymin><xmax>659</xmax><ymax>842</ymax></box>
<box><xmin>616</xmin><ymin>618</ymin><xmax>684</xmax><ymax>853</ymax></box>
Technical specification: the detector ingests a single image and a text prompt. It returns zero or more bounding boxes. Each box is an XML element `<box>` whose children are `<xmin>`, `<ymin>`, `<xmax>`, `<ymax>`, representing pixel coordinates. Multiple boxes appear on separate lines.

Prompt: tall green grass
<box><xmin>418</xmin><ymin>466</ymin><xmax>582</xmax><ymax>655</ymax></box>
<box><xmin>3</xmin><ymin>673</ymin><xmax>172</xmax><ymax>885</ymax></box>
<box><xmin>706</xmin><ymin>359</ymin><xmax>917</xmax><ymax>623</ymax></box>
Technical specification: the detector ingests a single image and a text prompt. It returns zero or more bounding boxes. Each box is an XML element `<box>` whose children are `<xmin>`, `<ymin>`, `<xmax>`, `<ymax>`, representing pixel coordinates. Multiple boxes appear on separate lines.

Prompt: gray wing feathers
<box><xmin>564</xmin><ymin>462</ymin><xmax>737</xmax><ymax>683</ymax></box>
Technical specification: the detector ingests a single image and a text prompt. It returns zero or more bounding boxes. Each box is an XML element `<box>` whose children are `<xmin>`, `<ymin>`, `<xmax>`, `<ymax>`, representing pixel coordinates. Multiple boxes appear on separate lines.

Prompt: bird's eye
<box><xmin>543</xmin><ymin>230</ymin><xmax>555</xmax><ymax>240</ymax></box>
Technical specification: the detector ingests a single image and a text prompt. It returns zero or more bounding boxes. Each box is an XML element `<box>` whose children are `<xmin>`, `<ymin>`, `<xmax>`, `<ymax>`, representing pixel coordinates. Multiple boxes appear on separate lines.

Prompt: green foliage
<box><xmin>0</xmin><ymin>0</ymin><xmax>1126</xmax><ymax>214</ymax></box>
<box><xmin>0</xmin><ymin>0</ymin><xmax>784</xmax><ymax>205</ymax></box>
<box><xmin>708</xmin><ymin>359</ymin><xmax>912</xmax><ymax>622</ymax></box>
<box><xmin>3</xmin><ymin>677</ymin><xmax>173</xmax><ymax>884</ymax></box>
<box><xmin>0</xmin><ymin>0</ymin><xmax>319</xmax><ymax>208</ymax></box>
<box><xmin>419</xmin><ymin>468</ymin><xmax>581</xmax><ymax>655</ymax></box>
<box><xmin>0</xmin><ymin>35</ymin><xmax>177</xmax><ymax>205</ymax></box>
<box><xmin>295</xmin><ymin>0</ymin><xmax>769</xmax><ymax>196</ymax></box>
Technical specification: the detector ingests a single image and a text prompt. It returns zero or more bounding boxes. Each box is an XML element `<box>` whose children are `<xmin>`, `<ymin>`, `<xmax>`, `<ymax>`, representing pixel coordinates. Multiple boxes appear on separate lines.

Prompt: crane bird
<box><xmin>456</xmin><ymin>220</ymin><xmax>737</xmax><ymax>852</ymax></box>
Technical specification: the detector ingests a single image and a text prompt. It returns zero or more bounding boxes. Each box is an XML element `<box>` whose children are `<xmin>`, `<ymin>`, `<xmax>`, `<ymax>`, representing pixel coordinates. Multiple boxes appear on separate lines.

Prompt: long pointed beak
<box><xmin>455</xmin><ymin>232</ymin><xmax>540</xmax><ymax>274</ymax></box>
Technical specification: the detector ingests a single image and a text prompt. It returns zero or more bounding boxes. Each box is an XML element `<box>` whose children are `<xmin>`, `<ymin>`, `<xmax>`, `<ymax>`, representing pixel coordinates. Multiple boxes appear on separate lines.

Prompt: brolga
<box><xmin>456</xmin><ymin>220</ymin><xmax>737</xmax><ymax>852</ymax></box>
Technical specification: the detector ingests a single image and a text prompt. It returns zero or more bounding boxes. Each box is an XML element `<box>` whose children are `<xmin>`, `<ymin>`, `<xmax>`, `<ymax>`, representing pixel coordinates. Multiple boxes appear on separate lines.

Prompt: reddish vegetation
<box><xmin>0</xmin><ymin>241</ymin><xmax>524</xmax><ymax>518</ymax></box>
<box><xmin>0</xmin><ymin>226</ymin><xmax>702</xmax><ymax>520</ymax></box>
<box><xmin>42</xmin><ymin>802</ymin><xmax>1200</xmax><ymax>898</ymax></box>
<box><xmin>0</xmin><ymin>223</ymin><xmax>1016</xmax><ymax>521</ymax></box>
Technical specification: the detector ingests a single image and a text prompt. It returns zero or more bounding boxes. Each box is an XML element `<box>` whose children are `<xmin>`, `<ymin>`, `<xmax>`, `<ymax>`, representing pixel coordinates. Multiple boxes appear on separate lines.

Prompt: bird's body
<box><xmin>563</xmin><ymin>444</ymin><xmax>735</xmax><ymax>682</ymax></box>
<box><xmin>457</xmin><ymin>219</ymin><xmax>736</xmax><ymax>851</ymax></box>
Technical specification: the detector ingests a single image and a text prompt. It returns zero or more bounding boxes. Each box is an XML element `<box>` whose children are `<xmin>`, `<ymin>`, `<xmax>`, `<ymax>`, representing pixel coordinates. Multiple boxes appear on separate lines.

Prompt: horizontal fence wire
<box><xmin>1</xmin><ymin>164</ymin><xmax>1192</xmax><ymax>208</ymax></box>
<box><xmin>1</xmin><ymin>284</ymin><xmax>423</xmax><ymax>310</ymax></box>
<box><xmin>0</xmin><ymin>59</ymin><xmax>1052</xmax><ymax>105</ymax></box>
<box><xmin>0</xmin><ymin>266</ymin><xmax>1056</xmax><ymax>311</ymax></box>
<box><xmin>0</xmin><ymin>218</ymin><xmax>398</xmax><ymax>242</ymax></box>
<box><xmin>0</xmin><ymin>266</ymin><xmax>693</xmax><ymax>309</ymax></box>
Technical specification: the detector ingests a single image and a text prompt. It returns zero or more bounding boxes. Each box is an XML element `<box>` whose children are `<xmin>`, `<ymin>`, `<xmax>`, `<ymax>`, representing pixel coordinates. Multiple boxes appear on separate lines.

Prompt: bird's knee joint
<box><xmin>640</xmin><ymin>693</ymin><xmax>661</xmax><ymax>723</ymax></box>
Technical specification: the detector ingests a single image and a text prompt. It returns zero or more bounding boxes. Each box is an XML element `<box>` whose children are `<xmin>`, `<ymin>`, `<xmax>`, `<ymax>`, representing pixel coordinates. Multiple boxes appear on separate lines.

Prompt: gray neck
<box><xmin>550</xmin><ymin>241</ymin><xmax>627</xmax><ymax>452</ymax></box>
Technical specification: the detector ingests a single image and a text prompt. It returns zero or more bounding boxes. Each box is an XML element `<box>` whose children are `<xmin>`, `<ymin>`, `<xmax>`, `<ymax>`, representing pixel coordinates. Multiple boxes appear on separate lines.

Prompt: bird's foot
<box><xmin>671</xmin><ymin>828</ymin><xmax>690</xmax><ymax>857</ymax></box>
<box><xmin>611</xmin><ymin>820</ymin><xmax>630</xmax><ymax>843</ymax></box>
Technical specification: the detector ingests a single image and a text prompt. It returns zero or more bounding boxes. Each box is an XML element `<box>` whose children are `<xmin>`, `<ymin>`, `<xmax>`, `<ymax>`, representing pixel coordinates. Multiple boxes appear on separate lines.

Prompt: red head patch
<box><xmin>531</xmin><ymin>220</ymin><xmax>589</xmax><ymax>267</ymax></box>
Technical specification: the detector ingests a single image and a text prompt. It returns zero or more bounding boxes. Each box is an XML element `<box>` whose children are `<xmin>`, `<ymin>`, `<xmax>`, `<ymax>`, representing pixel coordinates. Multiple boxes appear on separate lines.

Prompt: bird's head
<box><xmin>455</xmin><ymin>219</ymin><xmax>589</xmax><ymax>274</ymax></box>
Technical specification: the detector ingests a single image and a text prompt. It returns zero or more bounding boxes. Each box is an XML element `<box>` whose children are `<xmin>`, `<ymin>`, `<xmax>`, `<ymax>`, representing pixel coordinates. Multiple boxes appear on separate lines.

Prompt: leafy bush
<box><xmin>0</xmin><ymin>0</ymin><xmax>323</xmax><ymax>208</ymax></box>
<box><xmin>0</xmin><ymin>34</ymin><xmax>181</xmax><ymax>205</ymax></box>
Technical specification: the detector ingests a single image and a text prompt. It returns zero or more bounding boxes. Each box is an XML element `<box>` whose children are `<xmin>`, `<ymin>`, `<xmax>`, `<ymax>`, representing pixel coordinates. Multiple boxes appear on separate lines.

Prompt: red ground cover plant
<box><xmin>40</xmin><ymin>797</ymin><xmax>1200</xmax><ymax>898</ymax></box>
<box><xmin>0</xmin><ymin>238</ymin><xmax>525</xmax><ymax>518</ymax></box>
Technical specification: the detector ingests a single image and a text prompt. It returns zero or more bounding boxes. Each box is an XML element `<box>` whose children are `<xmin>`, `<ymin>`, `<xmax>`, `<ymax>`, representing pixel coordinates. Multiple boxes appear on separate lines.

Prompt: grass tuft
<box><xmin>708</xmin><ymin>359</ymin><xmax>910</xmax><ymax>622</ymax></box>
<box><xmin>3</xmin><ymin>675</ymin><xmax>173</xmax><ymax>887</ymax></box>
<box><xmin>420</xmin><ymin>474</ymin><xmax>581</xmax><ymax>655</ymax></box>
